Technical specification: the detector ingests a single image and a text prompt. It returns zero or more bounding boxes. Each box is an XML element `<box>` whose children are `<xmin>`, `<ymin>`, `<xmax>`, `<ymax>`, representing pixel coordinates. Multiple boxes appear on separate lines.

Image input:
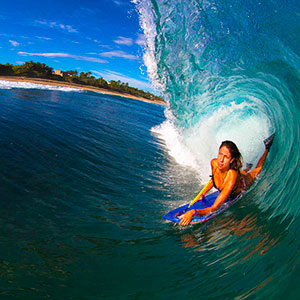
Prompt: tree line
<box><xmin>0</xmin><ymin>61</ymin><xmax>164</xmax><ymax>103</ymax></box>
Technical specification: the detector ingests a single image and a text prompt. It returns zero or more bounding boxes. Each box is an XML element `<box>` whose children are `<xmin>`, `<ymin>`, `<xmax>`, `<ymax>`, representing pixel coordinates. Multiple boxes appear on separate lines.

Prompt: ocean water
<box><xmin>1</xmin><ymin>1</ymin><xmax>300</xmax><ymax>299</ymax></box>
<box><xmin>133</xmin><ymin>0</ymin><xmax>300</xmax><ymax>298</ymax></box>
<box><xmin>0</xmin><ymin>82</ymin><xmax>169</xmax><ymax>299</ymax></box>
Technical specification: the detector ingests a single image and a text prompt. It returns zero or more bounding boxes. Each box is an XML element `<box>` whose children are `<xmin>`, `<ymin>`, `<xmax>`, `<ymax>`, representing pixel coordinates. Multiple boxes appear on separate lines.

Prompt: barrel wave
<box><xmin>135</xmin><ymin>0</ymin><xmax>300</xmax><ymax>298</ymax></box>
<box><xmin>1</xmin><ymin>1</ymin><xmax>300</xmax><ymax>299</ymax></box>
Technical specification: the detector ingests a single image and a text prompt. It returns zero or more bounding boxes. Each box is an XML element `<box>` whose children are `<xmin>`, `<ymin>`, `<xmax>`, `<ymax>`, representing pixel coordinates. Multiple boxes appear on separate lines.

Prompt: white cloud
<box><xmin>35</xmin><ymin>20</ymin><xmax>78</xmax><ymax>33</ymax></box>
<box><xmin>135</xmin><ymin>34</ymin><xmax>146</xmax><ymax>47</ymax></box>
<box><xmin>113</xmin><ymin>36</ymin><xmax>133</xmax><ymax>46</ymax></box>
<box><xmin>99</xmin><ymin>44</ymin><xmax>111</xmax><ymax>49</ymax></box>
<box><xmin>18</xmin><ymin>52</ymin><xmax>108</xmax><ymax>63</ymax></box>
<box><xmin>9</xmin><ymin>40</ymin><xmax>19</xmax><ymax>47</ymax></box>
<box><xmin>112</xmin><ymin>0</ymin><xmax>128</xmax><ymax>6</ymax></box>
<box><xmin>99</xmin><ymin>50</ymin><xmax>139</xmax><ymax>60</ymax></box>
<box><xmin>92</xmin><ymin>69</ymin><xmax>153</xmax><ymax>91</ymax></box>
<box><xmin>86</xmin><ymin>37</ymin><xmax>110</xmax><ymax>48</ymax></box>
<box><xmin>79</xmin><ymin>6</ymin><xmax>97</xmax><ymax>15</ymax></box>
<box><xmin>36</xmin><ymin>36</ymin><xmax>52</xmax><ymax>40</ymax></box>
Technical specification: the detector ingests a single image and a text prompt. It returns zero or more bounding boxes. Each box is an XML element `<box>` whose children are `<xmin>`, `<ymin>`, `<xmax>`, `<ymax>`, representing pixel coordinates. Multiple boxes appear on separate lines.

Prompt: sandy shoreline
<box><xmin>0</xmin><ymin>76</ymin><xmax>165</xmax><ymax>106</ymax></box>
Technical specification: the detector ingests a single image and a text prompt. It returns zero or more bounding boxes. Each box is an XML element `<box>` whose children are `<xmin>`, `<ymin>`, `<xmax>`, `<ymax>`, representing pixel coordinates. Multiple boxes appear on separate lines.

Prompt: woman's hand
<box><xmin>179</xmin><ymin>209</ymin><xmax>195</xmax><ymax>226</ymax></box>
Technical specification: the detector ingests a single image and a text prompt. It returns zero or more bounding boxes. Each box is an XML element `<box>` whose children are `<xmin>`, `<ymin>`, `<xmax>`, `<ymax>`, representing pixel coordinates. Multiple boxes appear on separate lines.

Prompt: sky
<box><xmin>0</xmin><ymin>0</ymin><xmax>155</xmax><ymax>92</ymax></box>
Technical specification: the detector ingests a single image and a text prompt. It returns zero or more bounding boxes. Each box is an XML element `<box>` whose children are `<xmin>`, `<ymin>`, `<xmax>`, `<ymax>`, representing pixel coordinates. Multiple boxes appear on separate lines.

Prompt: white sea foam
<box><xmin>0</xmin><ymin>80</ymin><xmax>82</xmax><ymax>92</ymax></box>
<box><xmin>133</xmin><ymin>0</ymin><xmax>165</xmax><ymax>92</ymax></box>
<box><xmin>152</xmin><ymin>101</ymin><xmax>271</xmax><ymax>180</ymax></box>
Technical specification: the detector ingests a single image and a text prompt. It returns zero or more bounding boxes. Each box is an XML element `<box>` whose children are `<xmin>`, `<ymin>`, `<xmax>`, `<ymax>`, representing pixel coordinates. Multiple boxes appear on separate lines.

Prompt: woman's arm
<box><xmin>178</xmin><ymin>178</ymin><xmax>213</xmax><ymax>226</ymax></box>
<box><xmin>193</xmin><ymin>159</ymin><xmax>216</xmax><ymax>200</ymax></box>
<box><xmin>201</xmin><ymin>170</ymin><xmax>237</xmax><ymax>213</ymax></box>
<box><xmin>193</xmin><ymin>179</ymin><xmax>213</xmax><ymax>202</ymax></box>
<box><xmin>179</xmin><ymin>170</ymin><xmax>237</xmax><ymax>226</ymax></box>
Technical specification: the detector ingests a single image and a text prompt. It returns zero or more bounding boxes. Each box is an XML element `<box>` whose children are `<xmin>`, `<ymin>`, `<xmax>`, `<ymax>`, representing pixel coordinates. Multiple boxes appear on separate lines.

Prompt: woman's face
<box><xmin>217</xmin><ymin>146</ymin><xmax>233</xmax><ymax>171</ymax></box>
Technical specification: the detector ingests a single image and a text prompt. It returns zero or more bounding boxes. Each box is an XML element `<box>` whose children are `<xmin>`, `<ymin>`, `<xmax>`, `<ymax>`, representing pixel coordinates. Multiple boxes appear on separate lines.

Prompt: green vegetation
<box><xmin>0</xmin><ymin>61</ymin><xmax>164</xmax><ymax>103</ymax></box>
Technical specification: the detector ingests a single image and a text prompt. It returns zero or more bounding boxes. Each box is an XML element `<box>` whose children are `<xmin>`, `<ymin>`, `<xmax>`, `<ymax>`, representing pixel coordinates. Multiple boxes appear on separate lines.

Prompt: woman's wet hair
<box><xmin>220</xmin><ymin>140</ymin><xmax>243</xmax><ymax>171</ymax></box>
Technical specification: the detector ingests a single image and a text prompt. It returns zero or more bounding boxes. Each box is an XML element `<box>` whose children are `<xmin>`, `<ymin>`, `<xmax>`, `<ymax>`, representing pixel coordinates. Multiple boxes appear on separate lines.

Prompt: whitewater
<box><xmin>133</xmin><ymin>0</ymin><xmax>300</xmax><ymax>298</ymax></box>
<box><xmin>1</xmin><ymin>0</ymin><xmax>300</xmax><ymax>299</ymax></box>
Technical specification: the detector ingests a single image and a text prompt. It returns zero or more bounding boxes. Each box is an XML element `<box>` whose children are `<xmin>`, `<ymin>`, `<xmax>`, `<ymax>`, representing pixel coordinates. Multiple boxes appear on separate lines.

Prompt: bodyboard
<box><xmin>163</xmin><ymin>191</ymin><xmax>243</xmax><ymax>224</ymax></box>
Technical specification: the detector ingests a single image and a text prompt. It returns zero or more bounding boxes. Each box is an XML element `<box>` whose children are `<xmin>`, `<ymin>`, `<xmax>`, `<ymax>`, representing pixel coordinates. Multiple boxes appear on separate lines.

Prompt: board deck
<box><xmin>163</xmin><ymin>191</ymin><xmax>243</xmax><ymax>224</ymax></box>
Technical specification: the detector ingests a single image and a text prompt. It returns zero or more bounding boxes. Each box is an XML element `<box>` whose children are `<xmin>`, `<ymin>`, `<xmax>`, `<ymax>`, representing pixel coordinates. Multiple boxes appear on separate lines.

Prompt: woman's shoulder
<box><xmin>227</xmin><ymin>168</ymin><xmax>238</xmax><ymax>180</ymax></box>
<box><xmin>211</xmin><ymin>158</ymin><xmax>217</xmax><ymax>167</ymax></box>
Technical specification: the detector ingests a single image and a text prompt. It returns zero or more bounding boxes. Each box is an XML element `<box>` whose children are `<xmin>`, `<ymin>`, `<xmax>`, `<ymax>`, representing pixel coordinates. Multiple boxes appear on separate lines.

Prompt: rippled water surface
<box><xmin>2</xmin><ymin>0</ymin><xmax>300</xmax><ymax>296</ymax></box>
<box><xmin>134</xmin><ymin>0</ymin><xmax>300</xmax><ymax>298</ymax></box>
<box><xmin>1</xmin><ymin>79</ymin><xmax>300</xmax><ymax>299</ymax></box>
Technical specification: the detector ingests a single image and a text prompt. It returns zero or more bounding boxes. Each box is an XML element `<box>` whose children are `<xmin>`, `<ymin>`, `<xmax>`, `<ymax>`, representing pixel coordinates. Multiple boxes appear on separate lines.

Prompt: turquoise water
<box><xmin>133</xmin><ymin>0</ymin><xmax>300</xmax><ymax>298</ymax></box>
<box><xmin>0</xmin><ymin>86</ymin><xmax>168</xmax><ymax>299</ymax></box>
<box><xmin>1</xmin><ymin>0</ymin><xmax>300</xmax><ymax>298</ymax></box>
<box><xmin>0</xmin><ymin>80</ymin><xmax>299</xmax><ymax>299</ymax></box>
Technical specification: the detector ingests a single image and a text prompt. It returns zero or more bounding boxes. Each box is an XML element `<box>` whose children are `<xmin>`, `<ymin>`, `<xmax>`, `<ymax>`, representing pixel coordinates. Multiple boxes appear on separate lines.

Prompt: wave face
<box><xmin>136</xmin><ymin>0</ymin><xmax>300</xmax><ymax>164</ymax></box>
<box><xmin>135</xmin><ymin>0</ymin><xmax>300</xmax><ymax>196</ymax></box>
<box><xmin>134</xmin><ymin>0</ymin><xmax>300</xmax><ymax>298</ymax></box>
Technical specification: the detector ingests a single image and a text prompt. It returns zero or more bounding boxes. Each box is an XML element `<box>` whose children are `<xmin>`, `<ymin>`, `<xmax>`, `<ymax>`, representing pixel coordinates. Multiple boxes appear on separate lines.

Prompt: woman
<box><xmin>179</xmin><ymin>133</ymin><xmax>275</xmax><ymax>226</ymax></box>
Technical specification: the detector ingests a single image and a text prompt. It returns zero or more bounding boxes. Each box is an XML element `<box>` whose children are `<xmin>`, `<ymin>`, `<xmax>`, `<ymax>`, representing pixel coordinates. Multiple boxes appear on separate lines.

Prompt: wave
<box><xmin>0</xmin><ymin>80</ymin><xmax>82</xmax><ymax>92</ymax></box>
<box><xmin>135</xmin><ymin>0</ymin><xmax>300</xmax><ymax>223</ymax></box>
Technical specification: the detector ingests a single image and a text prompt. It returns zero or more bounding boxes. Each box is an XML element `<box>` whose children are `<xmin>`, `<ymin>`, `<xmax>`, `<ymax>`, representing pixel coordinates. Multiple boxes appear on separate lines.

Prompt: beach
<box><xmin>0</xmin><ymin>76</ymin><xmax>165</xmax><ymax>105</ymax></box>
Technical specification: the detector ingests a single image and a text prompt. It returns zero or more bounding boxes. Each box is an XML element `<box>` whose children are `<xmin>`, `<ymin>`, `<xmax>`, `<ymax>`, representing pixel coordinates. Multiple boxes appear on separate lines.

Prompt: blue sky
<box><xmin>0</xmin><ymin>0</ymin><xmax>154</xmax><ymax>92</ymax></box>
